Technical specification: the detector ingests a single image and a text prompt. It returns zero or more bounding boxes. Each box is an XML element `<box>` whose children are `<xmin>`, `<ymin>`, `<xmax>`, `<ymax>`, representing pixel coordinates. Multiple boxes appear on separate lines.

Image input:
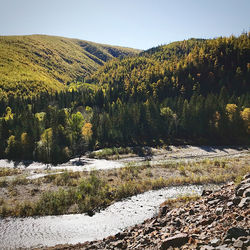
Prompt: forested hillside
<box><xmin>0</xmin><ymin>33</ymin><xmax>249</xmax><ymax>164</ymax></box>
<box><xmin>90</xmin><ymin>33</ymin><xmax>250</xmax><ymax>100</ymax></box>
<box><xmin>0</xmin><ymin>35</ymin><xmax>140</xmax><ymax>98</ymax></box>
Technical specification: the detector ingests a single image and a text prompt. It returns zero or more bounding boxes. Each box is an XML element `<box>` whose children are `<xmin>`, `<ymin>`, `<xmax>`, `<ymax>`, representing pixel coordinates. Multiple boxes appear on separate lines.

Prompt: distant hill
<box><xmin>0</xmin><ymin>35</ymin><xmax>140</xmax><ymax>97</ymax></box>
<box><xmin>140</xmin><ymin>38</ymin><xmax>205</xmax><ymax>61</ymax></box>
<box><xmin>91</xmin><ymin>33</ymin><xmax>250</xmax><ymax>100</ymax></box>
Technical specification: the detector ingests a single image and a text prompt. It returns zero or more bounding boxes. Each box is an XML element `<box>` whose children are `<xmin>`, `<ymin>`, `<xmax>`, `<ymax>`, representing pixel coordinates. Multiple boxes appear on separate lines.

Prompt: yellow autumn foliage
<box><xmin>82</xmin><ymin>123</ymin><xmax>93</xmax><ymax>140</ymax></box>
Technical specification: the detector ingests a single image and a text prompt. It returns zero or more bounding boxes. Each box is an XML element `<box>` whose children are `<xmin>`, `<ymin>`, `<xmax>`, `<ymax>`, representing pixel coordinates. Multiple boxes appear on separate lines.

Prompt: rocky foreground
<box><xmin>46</xmin><ymin>174</ymin><xmax>250</xmax><ymax>250</ymax></box>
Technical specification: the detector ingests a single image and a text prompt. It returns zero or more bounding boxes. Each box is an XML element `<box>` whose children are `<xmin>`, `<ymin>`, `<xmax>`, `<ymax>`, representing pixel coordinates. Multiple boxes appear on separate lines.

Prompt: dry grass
<box><xmin>0</xmin><ymin>155</ymin><xmax>249</xmax><ymax>217</ymax></box>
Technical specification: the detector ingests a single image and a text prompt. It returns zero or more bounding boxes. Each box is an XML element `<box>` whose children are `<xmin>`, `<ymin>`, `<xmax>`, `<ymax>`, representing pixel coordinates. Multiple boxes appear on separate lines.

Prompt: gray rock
<box><xmin>243</xmin><ymin>188</ymin><xmax>250</xmax><ymax>197</ymax></box>
<box><xmin>223</xmin><ymin>238</ymin><xmax>232</xmax><ymax>244</ymax></box>
<box><xmin>243</xmin><ymin>173</ymin><xmax>250</xmax><ymax>180</ymax></box>
<box><xmin>208</xmin><ymin>199</ymin><xmax>220</xmax><ymax>205</ymax></box>
<box><xmin>233</xmin><ymin>239</ymin><xmax>244</xmax><ymax>248</ymax></box>
<box><xmin>238</xmin><ymin>197</ymin><xmax>250</xmax><ymax>208</ymax></box>
<box><xmin>215</xmin><ymin>207</ymin><xmax>223</xmax><ymax>215</ymax></box>
<box><xmin>238</xmin><ymin>236</ymin><xmax>248</xmax><ymax>242</ymax></box>
<box><xmin>112</xmin><ymin>240</ymin><xmax>125</xmax><ymax>248</ymax></box>
<box><xmin>236</xmin><ymin>184</ymin><xmax>250</xmax><ymax>196</ymax></box>
<box><xmin>215</xmin><ymin>245</ymin><xmax>234</xmax><ymax>250</ymax></box>
<box><xmin>210</xmin><ymin>238</ymin><xmax>220</xmax><ymax>246</ymax></box>
<box><xmin>160</xmin><ymin>233</ymin><xmax>189</xmax><ymax>249</ymax></box>
<box><xmin>227</xmin><ymin>201</ymin><xmax>234</xmax><ymax>207</ymax></box>
<box><xmin>202</xmin><ymin>190</ymin><xmax>212</xmax><ymax>196</ymax></box>
<box><xmin>200</xmin><ymin>245</ymin><xmax>214</xmax><ymax>250</ymax></box>
<box><xmin>243</xmin><ymin>238</ymin><xmax>250</xmax><ymax>248</ymax></box>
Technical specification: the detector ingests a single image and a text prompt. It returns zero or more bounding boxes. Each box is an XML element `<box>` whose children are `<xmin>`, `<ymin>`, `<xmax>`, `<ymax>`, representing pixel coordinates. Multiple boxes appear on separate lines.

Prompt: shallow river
<box><xmin>0</xmin><ymin>184</ymin><xmax>220</xmax><ymax>249</ymax></box>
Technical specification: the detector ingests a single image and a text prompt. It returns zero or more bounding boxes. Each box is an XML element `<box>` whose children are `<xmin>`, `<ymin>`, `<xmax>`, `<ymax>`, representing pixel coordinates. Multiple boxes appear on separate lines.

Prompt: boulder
<box><xmin>226</xmin><ymin>227</ymin><xmax>248</xmax><ymax>239</ymax></box>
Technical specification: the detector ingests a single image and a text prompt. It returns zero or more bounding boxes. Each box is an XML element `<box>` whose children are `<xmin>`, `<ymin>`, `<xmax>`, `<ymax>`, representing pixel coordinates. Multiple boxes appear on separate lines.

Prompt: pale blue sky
<box><xmin>0</xmin><ymin>0</ymin><xmax>249</xmax><ymax>49</ymax></box>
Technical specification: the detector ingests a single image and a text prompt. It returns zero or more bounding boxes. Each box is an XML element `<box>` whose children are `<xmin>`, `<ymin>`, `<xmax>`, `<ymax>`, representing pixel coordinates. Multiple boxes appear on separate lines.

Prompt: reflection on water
<box><xmin>0</xmin><ymin>184</ymin><xmax>220</xmax><ymax>249</ymax></box>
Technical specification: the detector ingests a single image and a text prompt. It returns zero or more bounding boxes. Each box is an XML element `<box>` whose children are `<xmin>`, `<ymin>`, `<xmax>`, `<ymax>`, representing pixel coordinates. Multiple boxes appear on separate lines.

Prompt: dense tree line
<box><xmin>0</xmin><ymin>33</ymin><xmax>249</xmax><ymax>163</ymax></box>
<box><xmin>0</xmin><ymin>88</ymin><xmax>249</xmax><ymax>164</ymax></box>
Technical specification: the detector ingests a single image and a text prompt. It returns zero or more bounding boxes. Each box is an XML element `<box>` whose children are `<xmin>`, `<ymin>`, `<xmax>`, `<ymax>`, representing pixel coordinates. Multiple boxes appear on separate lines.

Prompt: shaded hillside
<box><xmin>0</xmin><ymin>35</ymin><xmax>140</xmax><ymax>97</ymax></box>
<box><xmin>91</xmin><ymin>33</ymin><xmax>250</xmax><ymax>101</ymax></box>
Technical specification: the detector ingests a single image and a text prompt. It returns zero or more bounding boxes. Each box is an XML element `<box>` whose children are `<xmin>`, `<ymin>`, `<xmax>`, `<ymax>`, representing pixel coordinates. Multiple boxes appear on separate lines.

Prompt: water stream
<box><xmin>0</xmin><ymin>184</ymin><xmax>220</xmax><ymax>249</ymax></box>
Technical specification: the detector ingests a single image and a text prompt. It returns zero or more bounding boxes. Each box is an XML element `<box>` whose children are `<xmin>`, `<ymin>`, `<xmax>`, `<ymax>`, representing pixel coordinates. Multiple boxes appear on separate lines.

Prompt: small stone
<box><xmin>236</xmin><ymin>215</ymin><xmax>244</xmax><ymax>221</ymax></box>
<box><xmin>112</xmin><ymin>240</ymin><xmax>124</xmax><ymax>248</ymax></box>
<box><xmin>159</xmin><ymin>205</ymin><xmax>169</xmax><ymax>217</ymax></box>
<box><xmin>243</xmin><ymin>238</ymin><xmax>250</xmax><ymax>248</ymax></box>
<box><xmin>200</xmin><ymin>218</ymin><xmax>214</xmax><ymax>226</ymax></box>
<box><xmin>208</xmin><ymin>199</ymin><xmax>220</xmax><ymax>205</ymax></box>
<box><xmin>227</xmin><ymin>201</ymin><xmax>234</xmax><ymax>207</ymax></box>
<box><xmin>236</xmin><ymin>184</ymin><xmax>250</xmax><ymax>196</ymax></box>
<box><xmin>243</xmin><ymin>188</ymin><xmax>250</xmax><ymax>197</ymax></box>
<box><xmin>201</xmin><ymin>190</ymin><xmax>212</xmax><ymax>196</ymax></box>
<box><xmin>160</xmin><ymin>233</ymin><xmax>189</xmax><ymax>249</ymax></box>
<box><xmin>238</xmin><ymin>236</ymin><xmax>248</xmax><ymax>242</ymax></box>
<box><xmin>215</xmin><ymin>207</ymin><xmax>223</xmax><ymax>215</ymax></box>
<box><xmin>233</xmin><ymin>239</ymin><xmax>244</xmax><ymax>248</ymax></box>
<box><xmin>189</xmin><ymin>209</ymin><xmax>195</xmax><ymax>215</ymax></box>
<box><xmin>215</xmin><ymin>245</ymin><xmax>233</xmax><ymax>250</ymax></box>
<box><xmin>144</xmin><ymin>226</ymin><xmax>154</xmax><ymax>234</ymax></box>
<box><xmin>238</xmin><ymin>197</ymin><xmax>250</xmax><ymax>208</ymax></box>
<box><xmin>200</xmin><ymin>245</ymin><xmax>214</xmax><ymax>250</ymax></box>
<box><xmin>115</xmin><ymin>232</ymin><xmax>126</xmax><ymax>240</ymax></box>
<box><xmin>223</xmin><ymin>238</ymin><xmax>232</xmax><ymax>244</ymax></box>
<box><xmin>232</xmin><ymin>196</ymin><xmax>241</xmax><ymax>205</ymax></box>
<box><xmin>175</xmin><ymin>219</ymin><xmax>182</xmax><ymax>227</ymax></box>
<box><xmin>211</xmin><ymin>238</ymin><xmax>220</xmax><ymax>246</ymax></box>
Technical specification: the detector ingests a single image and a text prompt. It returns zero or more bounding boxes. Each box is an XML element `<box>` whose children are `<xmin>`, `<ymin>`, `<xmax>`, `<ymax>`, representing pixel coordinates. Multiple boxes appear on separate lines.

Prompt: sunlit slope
<box><xmin>0</xmin><ymin>35</ymin><xmax>140</xmax><ymax>97</ymax></box>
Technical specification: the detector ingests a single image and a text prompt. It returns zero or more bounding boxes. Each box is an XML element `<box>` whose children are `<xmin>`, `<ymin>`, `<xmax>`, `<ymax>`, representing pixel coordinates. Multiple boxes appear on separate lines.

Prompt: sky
<box><xmin>0</xmin><ymin>0</ymin><xmax>249</xmax><ymax>50</ymax></box>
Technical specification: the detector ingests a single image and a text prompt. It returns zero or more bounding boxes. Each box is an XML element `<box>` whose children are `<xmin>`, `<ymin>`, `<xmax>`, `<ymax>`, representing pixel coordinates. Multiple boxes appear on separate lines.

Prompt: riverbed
<box><xmin>0</xmin><ymin>184</ymin><xmax>220</xmax><ymax>249</ymax></box>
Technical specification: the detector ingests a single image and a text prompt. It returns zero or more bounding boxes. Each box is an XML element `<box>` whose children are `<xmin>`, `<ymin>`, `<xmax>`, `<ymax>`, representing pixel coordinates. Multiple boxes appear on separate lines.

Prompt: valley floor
<box><xmin>0</xmin><ymin>146</ymin><xmax>249</xmax><ymax>218</ymax></box>
<box><xmin>0</xmin><ymin>146</ymin><xmax>249</xmax><ymax>248</ymax></box>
